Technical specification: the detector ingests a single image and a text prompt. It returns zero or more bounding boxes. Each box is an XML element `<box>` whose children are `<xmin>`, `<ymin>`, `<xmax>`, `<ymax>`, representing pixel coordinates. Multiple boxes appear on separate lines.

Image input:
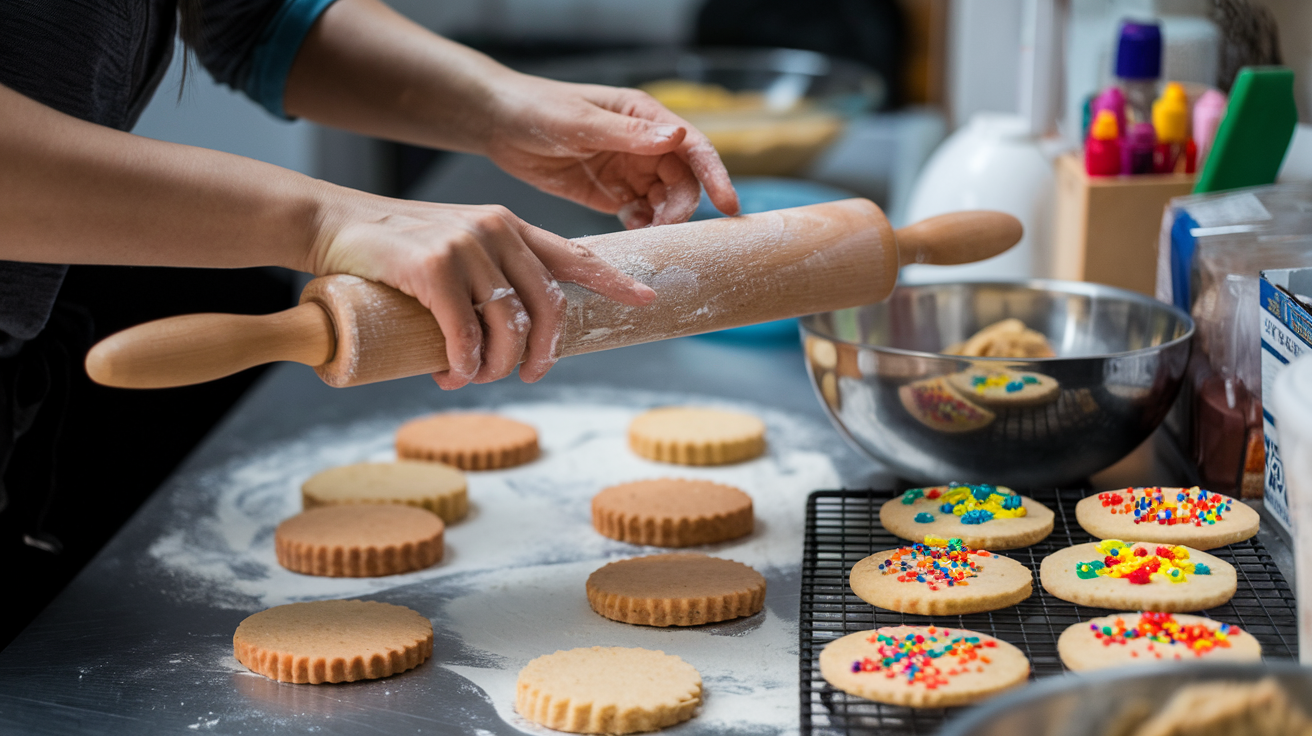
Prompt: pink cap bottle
<box><xmin>1092</xmin><ymin>87</ymin><xmax>1127</xmax><ymax>142</ymax></box>
<box><xmin>1193</xmin><ymin>89</ymin><xmax>1227</xmax><ymax>166</ymax></box>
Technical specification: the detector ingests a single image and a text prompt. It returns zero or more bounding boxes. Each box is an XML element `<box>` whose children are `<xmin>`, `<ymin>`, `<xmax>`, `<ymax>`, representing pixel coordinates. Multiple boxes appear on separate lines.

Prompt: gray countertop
<box><xmin>1</xmin><ymin>155</ymin><xmax>1290</xmax><ymax>734</ymax></box>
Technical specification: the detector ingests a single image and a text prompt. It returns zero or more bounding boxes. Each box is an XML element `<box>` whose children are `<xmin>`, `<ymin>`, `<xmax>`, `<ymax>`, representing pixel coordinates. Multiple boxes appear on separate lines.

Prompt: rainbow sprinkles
<box><xmin>901</xmin><ymin>483</ymin><xmax>1028</xmax><ymax>525</ymax></box>
<box><xmin>1075</xmin><ymin>540</ymin><xmax>1212</xmax><ymax>585</ymax></box>
<box><xmin>849</xmin><ymin>627</ymin><xmax>998</xmax><ymax>688</ymax></box>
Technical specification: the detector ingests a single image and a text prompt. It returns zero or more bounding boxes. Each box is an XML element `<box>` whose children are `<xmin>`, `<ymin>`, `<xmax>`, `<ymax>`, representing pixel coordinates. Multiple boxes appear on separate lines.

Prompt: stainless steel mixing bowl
<box><xmin>940</xmin><ymin>661</ymin><xmax>1312</xmax><ymax>736</ymax></box>
<box><xmin>799</xmin><ymin>280</ymin><xmax>1194</xmax><ymax>487</ymax></box>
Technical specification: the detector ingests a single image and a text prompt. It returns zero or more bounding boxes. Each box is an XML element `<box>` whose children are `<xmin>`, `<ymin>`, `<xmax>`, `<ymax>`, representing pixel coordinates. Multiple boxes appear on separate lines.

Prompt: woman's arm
<box><xmin>283</xmin><ymin>0</ymin><xmax>740</xmax><ymax>228</ymax></box>
<box><xmin>0</xmin><ymin>83</ymin><xmax>651</xmax><ymax>388</ymax></box>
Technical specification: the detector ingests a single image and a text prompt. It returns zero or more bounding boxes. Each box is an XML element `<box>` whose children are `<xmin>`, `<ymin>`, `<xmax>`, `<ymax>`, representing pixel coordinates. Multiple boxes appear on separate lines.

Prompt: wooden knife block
<box><xmin>1052</xmin><ymin>152</ymin><xmax>1195</xmax><ymax>296</ymax></box>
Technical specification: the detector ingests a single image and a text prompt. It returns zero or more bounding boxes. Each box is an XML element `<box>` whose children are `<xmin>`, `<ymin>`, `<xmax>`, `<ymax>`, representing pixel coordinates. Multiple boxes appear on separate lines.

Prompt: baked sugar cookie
<box><xmin>946</xmin><ymin>369</ymin><xmax>1059</xmax><ymax>407</ymax></box>
<box><xmin>1058</xmin><ymin>612</ymin><xmax>1260</xmax><ymax>671</ymax></box>
<box><xmin>849</xmin><ymin>538</ymin><xmax>1032</xmax><ymax>615</ymax></box>
<box><xmin>592</xmin><ymin>479</ymin><xmax>753</xmax><ymax>547</ymax></box>
<box><xmin>301</xmin><ymin>461</ymin><xmax>468</xmax><ymax>524</ymax></box>
<box><xmin>819</xmin><ymin>626</ymin><xmax>1029</xmax><ymax>708</ymax></box>
<box><xmin>586</xmin><ymin>553</ymin><xmax>765</xmax><ymax>626</ymax></box>
<box><xmin>628</xmin><ymin>407</ymin><xmax>766</xmax><ymax>466</ymax></box>
<box><xmin>275</xmin><ymin>504</ymin><xmax>444</xmax><ymax>577</ymax></box>
<box><xmin>898</xmin><ymin>377</ymin><xmax>995</xmax><ymax>433</ymax></box>
<box><xmin>516</xmin><ymin>647</ymin><xmax>701</xmax><ymax>734</ymax></box>
<box><xmin>880</xmin><ymin>484</ymin><xmax>1054</xmax><ymax>550</ymax></box>
<box><xmin>233</xmin><ymin>600</ymin><xmax>432</xmax><ymax>683</ymax></box>
<box><xmin>395</xmin><ymin>412</ymin><xmax>538</xmax><ymax>470</ymax></box>
<box><xmin>1040</xmin><ymin>540</ymin><xmax>1237</xmax><ymax>612</ymax></box>
<box><xmin>1075</xmin><ymin>487</ymin><xmax>1260</xmax><ymax>550</ymax></box>
<box><xmin>944</xmin><ymin>318</ymin><xmax>1056</xmax><ymax>358</ymax></box>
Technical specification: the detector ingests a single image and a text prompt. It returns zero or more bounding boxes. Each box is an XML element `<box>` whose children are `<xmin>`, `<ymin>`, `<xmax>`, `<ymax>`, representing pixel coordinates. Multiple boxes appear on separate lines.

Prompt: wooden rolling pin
<box><xmin>85</xmin><ymin>199</ymin><xmax>1020</xmax><ymax>389</ymax></box>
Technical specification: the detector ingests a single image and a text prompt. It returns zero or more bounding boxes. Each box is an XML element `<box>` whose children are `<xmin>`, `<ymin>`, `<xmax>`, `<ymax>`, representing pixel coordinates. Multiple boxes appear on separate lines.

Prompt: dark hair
<box><xmin>176</xmin><ymin>0</ymin><xmax>203</xmax><ymax>99</ymax></box>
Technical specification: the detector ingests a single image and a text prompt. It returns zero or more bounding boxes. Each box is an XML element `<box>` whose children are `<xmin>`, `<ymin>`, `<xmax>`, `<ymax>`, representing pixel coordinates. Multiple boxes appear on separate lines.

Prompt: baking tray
<box><xmin>798</xmin><ymin>489</ymin><xmax>1300</xmax><ymax>735</ymax></box>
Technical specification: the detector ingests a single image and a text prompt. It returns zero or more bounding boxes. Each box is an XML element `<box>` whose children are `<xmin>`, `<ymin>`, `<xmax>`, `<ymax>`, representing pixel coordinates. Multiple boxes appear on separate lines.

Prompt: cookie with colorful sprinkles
<box><xmin>946</xmin><ymin>368</ymin><xmax>1059</xmax><ymax>408</ymax></box>
<box><xmin>849</xmin><ymin>537</ymin><xmax>1032</xmax><ymax>615</ymax></box>
<box><xmin>1058</xmin><ymin>612</ymin><xmax>1261</xmax><ymax>671</ymax></box>
<box><xmin>880</xmin><ymin>483</ymin><xmax>1054</xmax><ymax>550</ymax></box>
<box><xmin>1075</xmin><ymin>486</ymin><xmax>1260</xmax><ymax>550</ymax></box>
<box><xmin>1040</xmin><ymin>540</ymin><xmax>1237</xmax><ymax>612</ymax></box>
<box><xmin>818</xmin><ymin>626</ymin><xmax>1030</xmax><ymax>708</ymax></box>
<box><xmin>898</xmin><ymin>377</ymin><xmax>995</xmax><ymax>433</ymax></box>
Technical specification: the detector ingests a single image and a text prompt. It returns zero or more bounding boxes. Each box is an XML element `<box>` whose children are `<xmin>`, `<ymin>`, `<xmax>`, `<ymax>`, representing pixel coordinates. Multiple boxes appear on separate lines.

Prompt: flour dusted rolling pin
<box><xmin>85</xmin><ymin>199</ymin><xmax>1020</xmax><ymax>389</ymax></box>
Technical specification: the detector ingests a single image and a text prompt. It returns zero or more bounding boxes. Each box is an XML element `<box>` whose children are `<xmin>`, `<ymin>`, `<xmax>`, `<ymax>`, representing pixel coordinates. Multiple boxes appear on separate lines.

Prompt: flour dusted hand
<box><xmin>308</xmin><ymin>192</ymin><xmax>655</xmax><ymax>388</ymax></box>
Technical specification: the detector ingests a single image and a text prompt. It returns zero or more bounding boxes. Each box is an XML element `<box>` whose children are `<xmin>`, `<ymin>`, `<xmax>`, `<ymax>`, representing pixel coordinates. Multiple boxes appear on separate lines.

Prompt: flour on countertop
<box><xmin>148</xmin><ymin>386</ymin><xmax>841</xmax><ymax>734</ymax></box>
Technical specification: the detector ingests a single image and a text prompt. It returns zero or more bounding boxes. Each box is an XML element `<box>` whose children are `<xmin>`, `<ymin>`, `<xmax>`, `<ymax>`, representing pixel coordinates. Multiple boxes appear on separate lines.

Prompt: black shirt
<box><xmin>0</xmin><ymin>0</ymin><xmax>289</xmax><ymax>355</ymax></box>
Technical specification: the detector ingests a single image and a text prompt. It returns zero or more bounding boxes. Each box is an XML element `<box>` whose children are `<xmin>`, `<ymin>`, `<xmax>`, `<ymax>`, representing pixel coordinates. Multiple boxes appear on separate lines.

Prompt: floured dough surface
<box><xmin>1058</xmin><ymin>612</ymin><xmax>1261</xmax><ymax>671</ymax></box>
<box><xmin>849</xmin><ymin>541</ymin><xmax>1032</xmax><ymax>615</ymax></box>
<box><xmin>628</xmin><ymin>407</ymin><xmax>766</xmax><ymax>465</ymax></box>
<box><xmin>233</xmin><ymin>599</ymin><xmax>433</xmax><ymax>684</ymax></box>
<box><xmin>275</xmin><ymin>504</ymin><xmax>444</xmax><ymax>577</ymax></box>
<box><xmin>592</xmin><ymin>478</ymin><xmax>753</xmax><ymax>547</ymax></box>
<box><xmin>301</xmin><ymin>461</ymin><xmax>469</xmax><ymax>523</ymax></box>
<box><xmin>396</xmin><ymin>412</ymin><xmax>538</xmax><ymax>470</ymax></box>
<box><xmin>1040</xmin><ymin>541</ymin><xmax>1236</xmax><ymax>612</ymax></box>
<box><xmin>586</xmin><ymin>553</ymin><xmax>765</xmax><ymax>626</ymax></box>
<box><xmin>1075</xmin><ymin>487</ymin><xmax>1260</xmax><ymax>551</ymax></box>
<box><xmin>880</xmin><ymin>485</ymin><xmax>1054</xmax><ymax>550</ymax></box>
<box><xmin>516</xmin><ymin>647</ymin><xmax>702</xmax><ymax>734</ymax></box>
<box><xmin>819</xmin><ymin>626</ymin><xmax>1029</xmax><ymax>708</ymax></box>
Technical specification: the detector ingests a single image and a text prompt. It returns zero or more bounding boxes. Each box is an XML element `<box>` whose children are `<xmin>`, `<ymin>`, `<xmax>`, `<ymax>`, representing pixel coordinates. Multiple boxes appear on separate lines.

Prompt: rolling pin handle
<box><xmin>895</xmin><ymin>211</ymin><xmax>1024</xmax><ymax>266</ymax></box>
<box><xmin>84</xmin><ymin>302</ymin><xmax>337</xmax><ymax>389</ymax></box>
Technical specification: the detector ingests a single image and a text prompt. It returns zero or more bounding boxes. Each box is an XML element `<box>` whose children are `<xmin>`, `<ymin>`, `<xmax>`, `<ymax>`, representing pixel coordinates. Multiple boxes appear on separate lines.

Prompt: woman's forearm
<box><xmin>283</xmin><ymin>0</ymin><xmax>512</xmax><ymax>154</ymax></box>
<box><xmin>0</xmin><ymin>83</ymin><xmax>327</xmax><ymax>270</ymax></box>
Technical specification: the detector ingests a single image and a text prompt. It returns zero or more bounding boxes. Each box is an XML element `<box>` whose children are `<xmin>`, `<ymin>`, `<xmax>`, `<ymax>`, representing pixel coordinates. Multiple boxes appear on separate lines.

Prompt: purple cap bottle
<box><xmin>1115</xmin><ymin>20</ymin><xmax>1163</xmax><ymax>126</ymax></box>
<box><xmin>1123</xmin><ymin>122</ymin><xmax>1157</xmax><ymax>174</ymax></box>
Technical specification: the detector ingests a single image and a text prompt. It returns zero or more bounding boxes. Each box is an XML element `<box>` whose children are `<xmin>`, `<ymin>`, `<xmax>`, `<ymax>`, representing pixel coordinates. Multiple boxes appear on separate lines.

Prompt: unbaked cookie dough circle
<box><xmin>515</xmin><ymin>647</ymin><xmax>701</xmax><ymax>734</ymax></box>
<box><xmin>849</xmin><ymin>544</ymin><xmax>1032</xmax><ymax>616</ymax></box>
<box><xmin>628</xmin><ymin>407</ymin><xmax>766</xmax><ymax>466</ymax></box>
<box><xmin>819</xmin><ymin>626</ymin><xmax>1029</xmax><ymax>708</ymax></box>
<box><xmin>275</xmin><ymin>504</ymin><xmax>444</xmax><ymax>577</ymax></box>
<box><xmin>301</xmin><ymin>461</ymin><xmax>469</xmax><ymax>524</ymax></box>
<box><xmin>1057</xmin><ymin>612</ymin><xmax>1261</xmax><ymax>671</ymax></box>
<box><xmin>233</xmin><ymin>599</ymin><xmax>433</xmax><ymax>684</ymax></box>
<box><xmin>1075</xmin><ymin>487</ymin><xmax>1260</xmax><ymax>551</ymax></box>
<box><xmin>586</xmin><ymin>553</ymin><xmax>766</xmax><ymax>626</ymax></box>
<box><xmin>1039</xmin><ymin>542</ymin><xmax>1237</xmax><ymax>612</ymax></box>
<box><xmin>591</xmin><ymin>478</ymin><xmax>753</xmax><ymax>547</ymax></box>
<box><xmin>880</xmin><ymin>485</ymin><xmax>1054</xmax><ymax>550</ymax></box>
<box><xmin>396</xmin><ymin>412</ymin><xmax>538</xmax><ymax>470</ymax></box>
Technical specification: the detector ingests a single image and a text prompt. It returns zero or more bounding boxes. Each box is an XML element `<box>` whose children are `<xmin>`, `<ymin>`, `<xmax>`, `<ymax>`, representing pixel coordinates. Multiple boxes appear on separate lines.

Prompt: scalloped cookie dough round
<box><xmin>233</xmin><ymin>600</ymin><xmax>433</xmax><ymax>684</ymax></box>
<box><xmin>1075</xmin><ymin>487</ymin><xmax>1260</xmax><ymax>551</ymax></box>
<box><xmin>628</xmin><ymin>407</ymin><xmax>766</xmax><ymax>466</ymax></box>
<box><xmin>946</xmin><ymin>368</ymin><xmax>1059</xmax><ymax>407</ymax></box>
<box><xmin>586</xmin><ymin>553</ymin><xmax>766</xmax><ymax>627</ymax></box>
<box><xmin>819</xmin><ymin>626</ymin><xmax>1029</xmax><ymax>708</ymax></box>
<box><xmin>515</xmin><ymin>647</ymin><xmax>701</xmax><ymax>734</ymax></box>
<box><xmin>880</xmin><ymin>485</ymin><xmax>1054</xmax><ymax>550</ymax></box>
<box><xmin>301</xmin><ymin>461</ymin><xmax>469</xmax><ymax>524</ymax></box>
<box><xmin>592</xmin><ymin>478</ymin><xmax>753</xmax><ymax>547</ymax></box>
<box><xmin>395</xmin><ymin>412</ymin><xmax>538</xmax><ymax>470</ymax></box>
<box><xmin>849</xmin><ymin>541</ymin><xmax>1032</xmax><ymax>616</ymax></box>
<box><xmin>275</xmin><ymin>504</ymin><xmax>444</xmax><ymax>577</ymax></box>
<box><xmin>1058</xmin><ymin>612</ymin><xmax>1261</xmax><ymax>672</ymax></box>
<box><xmin>1040</xmin><ymin>541</ymin><xmax>1237</xmax><ymax>612</ymax></box>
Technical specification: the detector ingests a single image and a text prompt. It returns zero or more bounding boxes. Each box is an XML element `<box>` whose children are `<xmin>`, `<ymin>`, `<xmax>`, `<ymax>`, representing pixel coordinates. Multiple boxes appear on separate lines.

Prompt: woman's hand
<box><xmin>310</xmin><ymin>190</ymin><xmax>655</xmax><ymax>389</ymax></box>
<box><xmin>483</xmin><ymin>75</ymin><xmax>740</xmax><ymax>229</ymax></box>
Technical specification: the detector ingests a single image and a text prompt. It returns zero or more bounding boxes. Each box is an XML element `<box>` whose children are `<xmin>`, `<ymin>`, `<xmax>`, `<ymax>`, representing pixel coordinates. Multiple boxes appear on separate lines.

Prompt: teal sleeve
<box><xmin>243</xmin><ymin>0</ymin><xmax>340</xmax><ymax>120</ymax></box>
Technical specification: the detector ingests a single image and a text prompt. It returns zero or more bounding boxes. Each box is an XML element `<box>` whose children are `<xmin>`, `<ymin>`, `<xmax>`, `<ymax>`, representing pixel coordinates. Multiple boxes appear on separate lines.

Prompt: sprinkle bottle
<box><xmin>1085</xmin><ymin>110</ymin><xmax>1122</xmax><ymax>176</ymax></box>
<box><xmin>1152</xmin><ymin>82</ymin><xmax>1188</xmax><ymax>173</ymax></box>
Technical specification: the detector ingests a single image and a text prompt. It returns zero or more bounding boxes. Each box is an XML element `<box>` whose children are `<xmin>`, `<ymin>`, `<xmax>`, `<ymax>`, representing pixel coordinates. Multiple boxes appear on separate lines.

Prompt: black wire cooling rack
<box><xmin>798</xmin><ymin>489</ymin><xmax>1299</xmax><ymax>736</ymax></box>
